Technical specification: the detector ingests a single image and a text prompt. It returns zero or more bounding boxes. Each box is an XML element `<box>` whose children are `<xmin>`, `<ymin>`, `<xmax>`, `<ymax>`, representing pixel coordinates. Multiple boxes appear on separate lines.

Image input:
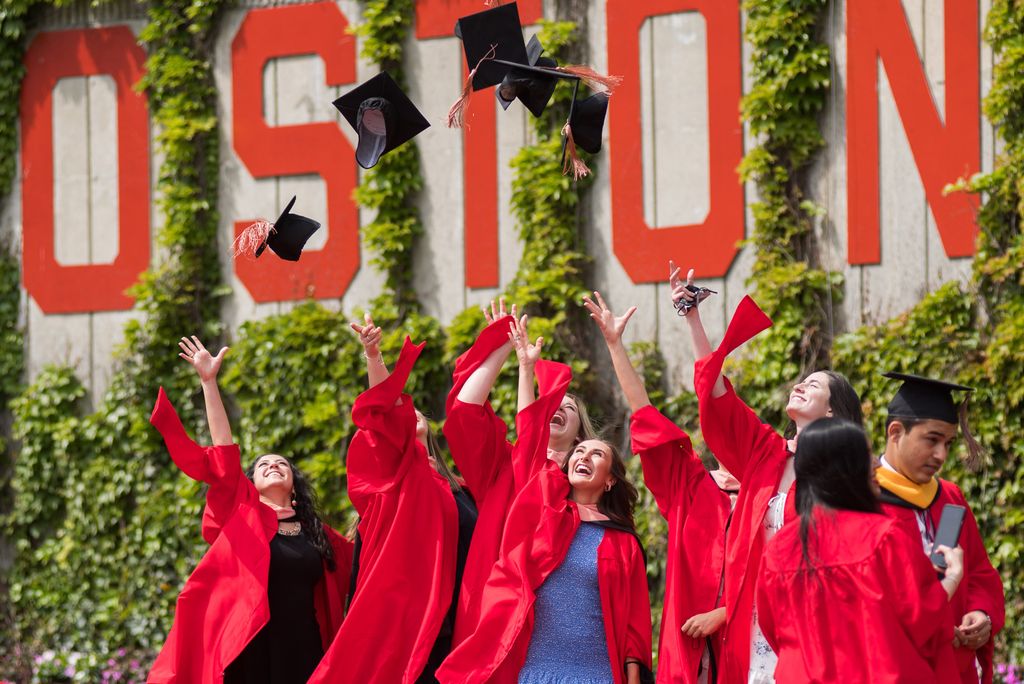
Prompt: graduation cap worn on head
<box><xmin>232</xmin><ymin>196</ymin><xmax>321</xmax><ymax>262</ymax></box>
<box><xmin>333</xmin><ymin>71</ymin><xmax>431</xmax><ymax>169</ymax></box>
<box><xmin>884</xmin><ymin>371</ymin><xmax>984</xmax><ymax>470</ymax></box>
<box><xmin>884</xmin><ymin>372</ymin><xmax>971</xmax><ymax>424</ymax></box>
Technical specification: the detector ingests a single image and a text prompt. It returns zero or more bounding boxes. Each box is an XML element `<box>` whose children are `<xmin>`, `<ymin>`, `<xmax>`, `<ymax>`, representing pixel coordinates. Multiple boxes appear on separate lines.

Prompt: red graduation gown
<box><xmin>693</xmin><ymin>296</ymin><xmax>798</xmax><ymax>683</ymax></box>
<box><xmin>630</xmin><ymin>405</ymin><xmax>733</xmax><ymax>684</ymax></box>
<box><xmin>436</xmin><ymin>460</ymin><xmax>653</xmax><ymax>684</ymax></box>
<box><xmin>309</xmin><ymin>338</ymin><xmax>458</xmax><ymax>684</ymax></box>
<box><xmin>756</xmin><ymin>508</ymin><xmax>959</xmax><ymax>684</ymax></box>
<box><xmin>147</xmin><ymin>388</ymin><xmax>352</xmax><ymax>684</ymax></box>
<box><xmin>879</xmin><ymin>480</ymin><xmax>1006</xmax><ymax>683</ymax></box>
<box><xmin>443</xmin><ymin>316</ymin><xmax>572</xmax><ymax>649</ymax></box>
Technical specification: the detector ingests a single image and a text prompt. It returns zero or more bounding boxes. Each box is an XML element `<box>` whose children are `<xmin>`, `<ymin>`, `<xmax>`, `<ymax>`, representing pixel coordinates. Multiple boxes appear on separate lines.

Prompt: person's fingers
<box><xmin>594</xmin><ymin>290</ymin><xmax>609</xmax><ymax>311</ymax></box>
<box><xmin>621</xmin><ymin>306</ymin><xmax>638</xmax><ymax>326</ymax></box>
<box><xmin>581</xmin><ymin>298</ymin><xmax>600</xmax><ymax>316</ymax></box>
<box><xmin>686</xmin><ymin>268</ymin><xmax>695</xmax><ymax>286</ymax></box>
<box><xmin>498</xmin><ymin>296</ymin><xmax>506</xmax><ymax>316</ymax></box>
<box><xmin>215</xmin><ymin>347</ymin><xmax>229</xmax><ymax>362</ymax></box>
<box><xmin>534</xmin><ymin>337</ymin><xmax>544</xmax><ymax>352</ymax></box>
<box><xmin>350</xmin><ymin>322</ymin><xmax>365</xmax><ymax>334</ymax></box>
<box><xmin>191</xmin><ymin>335</ymin><xmax>206</xmax><ymax>352</ymax></box>
<box><xmin>511</xmin><ymin>303</ymin><xmax>517</xmax><ymax>320</ymax></box>
<box><xmin>180</xmin><ymin>337</ymin><xmax>197</xmax><ymax>354</ymax></box>
<box><xmin>178</xmin><ymin>352</ymin><xmax>193</xmax><ymax>363</ymax></box>
<box><xmin>520</xmin><ymin>314</ymin><xmax>529</xmax><ymax>333</ymax></box>
<box><xmin>669</xmin><ymin>260</ymin><xmax>678</xmax><ymax>280</ymax></box>
<box><xmin>178</xmin><ymin>340</ymin><xmax>193</xmax><ymax>355</ymax></box>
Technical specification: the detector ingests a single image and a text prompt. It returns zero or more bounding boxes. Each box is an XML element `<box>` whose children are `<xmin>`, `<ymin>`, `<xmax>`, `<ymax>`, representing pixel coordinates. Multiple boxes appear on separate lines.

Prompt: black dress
<box><xmin>224</xmin><ymin>517</ymin><xmax>325</xmax><ymax>684</ymax></box>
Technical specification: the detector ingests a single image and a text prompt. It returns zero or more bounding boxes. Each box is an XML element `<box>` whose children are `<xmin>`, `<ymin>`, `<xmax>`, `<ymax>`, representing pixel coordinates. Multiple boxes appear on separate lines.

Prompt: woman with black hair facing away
<box><xmin>309</xmin><ymin>320</ymin><xmax>469</xmax><ymax>683</ymax></box>
<box><xmin>437</xmin><ymin>329</ymin><xmax>652</xmax><ymax>684</ymax></box>
<box><xmin>148</xmin><ymin>336</ymin><xmax>353</xmax><ymax>684</ymax></box>
<box><xmin>673</xmin><ymin>263</ymin><xmax>864</xmax><ymax>683</ymax></box>
<box><xmin>756</xmin><ymin>418</ymin><xmax>964</xmax><ymax>683</ymax></box>
<box><xmin>442</xmin><ymin>299</ymin><xmax>596</xmax><ymax>652</ymax></box>
<box><xmin>585</xmin><ymin>291</ymin><xmax>739</xmax><ymax>684</ymax></box>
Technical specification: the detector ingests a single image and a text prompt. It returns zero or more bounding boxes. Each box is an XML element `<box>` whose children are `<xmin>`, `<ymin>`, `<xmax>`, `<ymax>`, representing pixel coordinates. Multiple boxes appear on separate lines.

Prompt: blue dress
<box><xmin>518</xmin><ymin>522</ymin><xmax>614</xmax><ymax>684</ymax></box>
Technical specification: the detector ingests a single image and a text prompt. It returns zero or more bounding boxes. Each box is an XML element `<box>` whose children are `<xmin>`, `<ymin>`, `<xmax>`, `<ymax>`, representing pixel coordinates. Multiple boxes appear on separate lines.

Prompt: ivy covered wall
<box><xmin>0</xmin><ymin>0</ymin><xmax>1021</xmax><ymax>681</ymax></box>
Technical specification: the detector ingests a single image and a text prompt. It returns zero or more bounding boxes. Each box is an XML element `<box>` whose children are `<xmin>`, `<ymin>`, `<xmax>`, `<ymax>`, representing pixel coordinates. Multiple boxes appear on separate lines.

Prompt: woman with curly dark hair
<box><xmin>148</xmin><ymin>336</ymin><xmax>352</xmax><ymax>684</ymax></box>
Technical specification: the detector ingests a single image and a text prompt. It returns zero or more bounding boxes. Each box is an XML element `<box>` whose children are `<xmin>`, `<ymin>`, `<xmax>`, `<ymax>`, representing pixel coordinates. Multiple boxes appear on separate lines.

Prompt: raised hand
<box><xmin>583</xmin><ymin>290</ymin><xmax>637</xmax><ymax>347</ymax></box>
<box><xmin>669</xmin><ymin>260</ymin><xmax>715</xmax><ymax>316</ymax></box>
<box><xmin>508</xmin><ymin>315</ymin><xmax>543</xmax><ymax>367</ymax></box>
<box><xmin>482</xmin><ymin>297</ymin><xmax>517</xmax><ymax>326</ymax></box>
<box><xmin>350</xmin><ymin>313</ymin><xmax>383</xmax><ymax>358</ymax></box>
<box><xmin>178</xmin><ymin>335</ymin><xmax>228</xmax><ymax>383</ymax></box>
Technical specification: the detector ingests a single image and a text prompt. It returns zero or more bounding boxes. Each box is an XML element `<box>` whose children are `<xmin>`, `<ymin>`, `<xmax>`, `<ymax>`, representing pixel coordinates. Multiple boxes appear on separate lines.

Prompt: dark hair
<box><xmin>793</xmin><ymin>418</ymin><xmax>880</xmax><ymax>571</ymax></box>
<box><xmin>246</xmin><ymin>455</ymin><xmax>336</xmax><ymax>571</ymax></box>
<box><xmin>564</xmin><ymin>439</ymin><xmax>639</xmax><ymax>532</ymax></box>
<box><xmin>423</xmin><ymin>421</ymin><xmax>462</xmax><ymax>493</ymax></box>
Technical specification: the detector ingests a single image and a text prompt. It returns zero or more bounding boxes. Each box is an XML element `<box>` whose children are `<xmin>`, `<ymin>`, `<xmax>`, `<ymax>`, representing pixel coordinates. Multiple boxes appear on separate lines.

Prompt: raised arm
<box><xmin>178</xmin><ymin>335</ymin><xmax>232</xmax><ymax>445</ymax></box>
<box><xmin>456</xmin><ymin>299</ymin><xmax>516</xmax><ymax>405</ymax></box>
<box><xmin>583</xmin><ymin>290</ymin><xmax>649</xmax><ymax>412</ymax></box>
<box><xmin>350</xmin><ymin>313</ymin><xmax>390</xmax><ymax>388</ymax></box>
<box><xmin>509</xmin><ymin>314</ymin><xmax>543</xmax><ymax>413</ymax></box>
<box><xmin>670</xmin><ymin>261</ymin><xmax>725</xmax><ymax>398</ymax></box>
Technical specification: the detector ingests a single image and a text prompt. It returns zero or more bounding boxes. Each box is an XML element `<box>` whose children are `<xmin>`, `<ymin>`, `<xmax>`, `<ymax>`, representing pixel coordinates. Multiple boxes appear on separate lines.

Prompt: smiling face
<box><xmin>252</xmin><ymin>454</ymin><xmax>294</xmax><ymax>496</ymax></box>
<box><xmin>567</xmin><ymin>439</ymin><xmax>616</xmax><ymax>496</ymax></box>
<box><xmin>549</xmin><ymin>396</ymin><xmax>582</xmax><ymax>449</ymax></box>
<box><xmin>887</xmin><ymin>418</ymin><xmax>958</xmax><ymax>484</ymax></box>
<box><xmin>786</xmin><ymin>371</ymin><xmax>834</xmax><ymax>426</ymax></box>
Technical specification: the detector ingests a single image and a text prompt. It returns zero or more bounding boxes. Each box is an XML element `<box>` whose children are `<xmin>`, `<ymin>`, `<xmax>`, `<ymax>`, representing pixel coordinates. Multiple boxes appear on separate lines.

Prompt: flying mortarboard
<box><xmin>449</xmin><ymin>2</ymin><xmax>621</xmax><ymax>179</ymax></box>
<box><xmin>883</xmin><ymin>371</ymin><xmax>984</xmax><ymax>470</ymax></box>
<box><xmin>333</xmin><ymin>71</ymin><xmax>431</xmax><ymax>170</ymax></box>
<box><xmin>232</xmin><ymin>196</ymin><xmax>321</xmax><ymax>262</ymax></box>
<box><xmin>495</xmin><ymin>35</ymin><xmax>558</xmax><ymax>117</ymax></box>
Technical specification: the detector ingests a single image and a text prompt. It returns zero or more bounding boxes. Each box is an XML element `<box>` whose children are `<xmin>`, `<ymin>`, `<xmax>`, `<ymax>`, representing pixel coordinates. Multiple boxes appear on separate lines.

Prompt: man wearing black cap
<box><xmin>876</xmin><ymin>373</ymin><xmax>1005</xmax><ymax>684</ymax></box>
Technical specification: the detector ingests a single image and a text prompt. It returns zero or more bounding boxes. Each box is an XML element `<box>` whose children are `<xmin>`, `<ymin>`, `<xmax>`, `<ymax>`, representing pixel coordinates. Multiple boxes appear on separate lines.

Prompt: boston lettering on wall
<box><xmin>10</xmin><ymin>0</ymin><xmax>989</xmax><ymax>398</ymax></box>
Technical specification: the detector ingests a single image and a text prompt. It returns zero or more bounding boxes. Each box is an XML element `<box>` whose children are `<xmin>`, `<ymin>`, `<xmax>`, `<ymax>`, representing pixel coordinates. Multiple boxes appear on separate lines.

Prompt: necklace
<box><xmin>277</xmin><ymin>521</ymin><xmax>301</xmax><ymax>536</ymax></box>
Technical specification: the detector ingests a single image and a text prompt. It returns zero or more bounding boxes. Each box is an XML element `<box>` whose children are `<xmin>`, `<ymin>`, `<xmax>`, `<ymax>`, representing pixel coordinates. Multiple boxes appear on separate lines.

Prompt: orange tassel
<box><xmin>447</xmin><ymin>44</ymin><xmax>497</xmax><ymax>128</ymax></box>
<box><xmin>561</xmin><ymin>122</ymin><xmax>590</xmax><ymax>180</ymax></box>
<box><xmin>232</xmin><ymin>219</ymin><xmax>274</xmax><ymax>258</ymax></box>
<box><xmin>484</xmin><ymin>0</ymin><xmax>500</xmax><ymax>5</ymax></box>
<box><xmin>556</xmin><ymin>64</ymin><xmax>622</xmax><ymax>94</ymax></box>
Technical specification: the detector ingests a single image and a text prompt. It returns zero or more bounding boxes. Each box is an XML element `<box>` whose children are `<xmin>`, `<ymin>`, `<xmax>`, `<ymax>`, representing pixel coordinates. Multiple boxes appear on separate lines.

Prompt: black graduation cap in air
<box><xmin>565</xmin><ymin>90</ymin><xmax>609</xmax><ymax>154</ymax></box>
<box><xmin>233</xmin><ymin>195</ymin><xmax>320</xmax><ymax>262</ymax></box>
<box><xmin>495</xmin><ymin>35</ymin><xmax>559</xmax><ymax>117</ymax></box>
<box><xmin>884</xmin><ymin>371</ymin><xmax>984</xmax><ymax>470</ymax></box>
<box><xmin>453</xmin><ymin>2</ymin><xmax>529</xmax><ymax>91</ymax></box>
<box><xmin>333</xmin><ymin>71</ymin><xmax>431</xmax><ymax>170</ymax></box>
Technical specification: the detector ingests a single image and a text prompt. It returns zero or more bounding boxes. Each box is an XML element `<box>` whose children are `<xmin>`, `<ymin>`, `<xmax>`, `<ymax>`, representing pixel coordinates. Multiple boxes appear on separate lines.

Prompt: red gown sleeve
<box><xmin>150</xmin><ymin>386</ymin><xmax>247</xmax><ymax>545</ymax></box>
<box><xmin>959</xmin><ymin>499</ymin><xmax>1005</xmax><ymax>632</ymax></box>
<box><xmin>692</xmin><ymin>296</ymin><xmax>781</xmax><ymax>482</ymax></box>
<box><xmin>349</xmin><ymin>338</ymin><xmax>426</xmax><ymax>487</ymax></box>
<box><xmin>629</xmin><ymin>405</ymin><xmax>702</xmax><ymax>517</ymax></box>
<box><xmin>881</xmin><ymin>523</ymin><xmax>958</xmax><ymax>677</ymax></box>
<box><xmin>443</xmin><ymin>316</ymin><xmax>515</xmax><ymax>502</ymax></box>
<box><xmin>511</xmin><ymin>359</ymin><xmax>572</xmax><ymax>489</ymax></box>
<box><xmin>624</xmin><ymin>536</ymin><xmax>654</xmax><ymax>669</ymax></box>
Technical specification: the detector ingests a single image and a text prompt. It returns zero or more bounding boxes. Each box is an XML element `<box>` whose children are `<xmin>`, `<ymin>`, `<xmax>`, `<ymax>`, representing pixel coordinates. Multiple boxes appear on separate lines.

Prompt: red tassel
<box><xmin>556</xmin><ymin>64</ymin><xmax>622</xmax><ymax>94</ymax></box>
<box><xmin>561</xmin><ymin>122</ymin><xmax>590</xmax><ymax>180</ymax></box>
<box><xmin>484</xmin><ymin>0</ymin><xmax>500</xmax><ymax>5</ymax></box>
<box><xmin>447</xmin><ymin>44</ymin><xmax>497</xmax><ymax>128</ymax></box>
<box><xmin>232</xmin><ymin>219</ymin><xmax>274</xmax><ymax>258</ymax></box>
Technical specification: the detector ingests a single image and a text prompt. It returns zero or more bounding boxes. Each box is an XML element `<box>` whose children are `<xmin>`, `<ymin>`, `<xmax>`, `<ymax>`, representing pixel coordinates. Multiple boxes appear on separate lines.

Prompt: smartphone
<box><xmin>929</xmin><ymin>504</ymin><xmax>966</xmax><ymax>570</ymax></box>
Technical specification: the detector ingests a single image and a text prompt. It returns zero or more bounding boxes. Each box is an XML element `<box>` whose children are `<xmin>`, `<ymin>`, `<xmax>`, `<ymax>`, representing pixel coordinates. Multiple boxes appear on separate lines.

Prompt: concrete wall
<box><xmin>3</xmin><ymin>0</ymin><xmax>991</xmax><ymax>406</ymax></box>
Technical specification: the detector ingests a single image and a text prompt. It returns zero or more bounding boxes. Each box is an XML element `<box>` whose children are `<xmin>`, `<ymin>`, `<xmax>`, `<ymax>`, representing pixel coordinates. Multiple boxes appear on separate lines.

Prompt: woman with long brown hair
<box><xmin>437</xmin><ymin>345</ymin><xmax>652</xmax><ymax>683</ymax></box>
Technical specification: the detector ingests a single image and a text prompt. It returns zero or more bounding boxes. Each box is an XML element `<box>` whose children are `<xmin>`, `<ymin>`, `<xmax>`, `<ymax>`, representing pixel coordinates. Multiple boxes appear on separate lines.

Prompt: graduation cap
<box><xmin>883</xmin><ymin>371</ymin><xmax>984</xmax><ymax>470</ymax></box>
<box><xmin>333</xmin><ymin>71</ymin><xmax>430</xmax><ymax>169</ymax></box>
<box><xmin>232</xmin><ymin>196</ymin><xmax>321</xmax><ymax>262</ymax></box>
<box><xmin>495</xmin><ymin>35</ymin><xmax>558</xmax><ymax>117</ymax></box>
<box><xmin>448</xmin><ymin>4</ymin><xmax>621</xmax><ymax>180</ymax></box>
